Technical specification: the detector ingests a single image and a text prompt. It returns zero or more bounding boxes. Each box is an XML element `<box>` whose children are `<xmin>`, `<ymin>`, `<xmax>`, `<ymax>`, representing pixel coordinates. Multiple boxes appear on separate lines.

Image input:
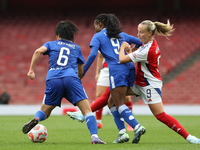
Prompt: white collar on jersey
<box><xmin>144</xmin><ymin>40</ymin><xmax>153</xmax><ymax>46</ymax></box>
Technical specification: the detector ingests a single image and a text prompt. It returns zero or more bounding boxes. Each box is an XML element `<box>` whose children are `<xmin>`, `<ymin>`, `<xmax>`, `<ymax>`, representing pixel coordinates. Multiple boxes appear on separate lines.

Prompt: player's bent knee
<box><xmin>76</xmin><ymin>99</ymin><xmax>92</xmax><ymax>116</ymax></box>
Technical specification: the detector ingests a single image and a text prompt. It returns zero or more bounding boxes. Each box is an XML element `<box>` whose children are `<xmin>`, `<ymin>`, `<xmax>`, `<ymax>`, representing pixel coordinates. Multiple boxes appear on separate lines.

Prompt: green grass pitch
<box><xmin>0</xmin><ymin>115</ymin><xmax>200</xmax><ymax>150</ymax></box>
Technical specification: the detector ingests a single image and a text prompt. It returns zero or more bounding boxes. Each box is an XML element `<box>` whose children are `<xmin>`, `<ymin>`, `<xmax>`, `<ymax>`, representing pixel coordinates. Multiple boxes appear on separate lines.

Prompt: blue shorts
<box><xmin>43</xmin><ymin>77</ymin><xmax>88</xmax><ymax>107</ymax></box>
<box><xmin>109</xmin><ymin>65</ymin><xmax>135</xmax><ymax>90</ymax></box>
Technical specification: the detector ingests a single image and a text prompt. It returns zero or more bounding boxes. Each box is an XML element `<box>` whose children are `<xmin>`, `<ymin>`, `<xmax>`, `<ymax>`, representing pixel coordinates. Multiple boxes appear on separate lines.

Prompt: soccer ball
<box><xmin>28</xmin><ymin>124</ymin><xmax>48</xmax><ymax>143</ymax></box>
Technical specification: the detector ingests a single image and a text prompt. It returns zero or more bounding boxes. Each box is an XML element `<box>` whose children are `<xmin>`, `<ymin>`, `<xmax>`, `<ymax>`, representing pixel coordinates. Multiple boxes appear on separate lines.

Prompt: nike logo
<box><xmin>129</xmin><ymin>115</ymin><xmax>135</xmax><ymax>120</ymax></box>
<box><xmin>177</xmin><ymin>128</ymin><xmax>181</xmax><ymax>133</ymax></box>
<box><xmin>86</xmin><ymin>119</ymin><xmax>90</xmax><ymax>124</ymax></box>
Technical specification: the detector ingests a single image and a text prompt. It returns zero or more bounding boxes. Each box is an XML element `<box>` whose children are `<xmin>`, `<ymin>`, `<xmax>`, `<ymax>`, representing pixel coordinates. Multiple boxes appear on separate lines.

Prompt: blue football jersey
<box><xmin>89</xmin><ymin>28</ymin><xmax>142</xmax><ymax>69</ymax></box>
<box><xmin>43</xmin><ymin>39</ymin><xmax>85</xmax><ymax>81</ymax></box>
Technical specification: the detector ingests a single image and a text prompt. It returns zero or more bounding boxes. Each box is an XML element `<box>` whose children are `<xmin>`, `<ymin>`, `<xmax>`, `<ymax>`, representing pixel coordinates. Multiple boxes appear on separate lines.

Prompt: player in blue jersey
<box><xmin>22</xmin><ymin>20</ymin><xmax>106</xmax><ymax>144</ymax></box>
<box><xmin>78</xmin><ymin>13</ymin><xmax>146</xmax><ymax>143</ymax></box>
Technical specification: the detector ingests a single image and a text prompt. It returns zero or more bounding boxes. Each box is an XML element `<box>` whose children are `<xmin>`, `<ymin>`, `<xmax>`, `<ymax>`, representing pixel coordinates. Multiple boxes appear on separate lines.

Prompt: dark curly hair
<box><xmin>95</xmin><ymin>13</ymin><xmax>122</xmax><ymax>39</ymax></box>
<box><xmin>55</xmin><ymin>20</ymin><xmax>78</xmax><ymax>41</ymax></box>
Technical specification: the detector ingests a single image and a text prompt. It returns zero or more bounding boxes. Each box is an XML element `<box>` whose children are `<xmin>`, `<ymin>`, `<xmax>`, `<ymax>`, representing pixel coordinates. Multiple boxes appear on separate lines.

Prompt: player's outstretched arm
<box><xmin>27</xmin><ymin>46</ymin><xmax>47</xmax><ymax>80</ymax></box>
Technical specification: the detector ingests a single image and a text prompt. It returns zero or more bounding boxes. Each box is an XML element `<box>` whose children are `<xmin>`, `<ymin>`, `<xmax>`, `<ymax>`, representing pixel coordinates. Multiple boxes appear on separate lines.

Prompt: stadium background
<box><xmin>0</xmin><ymin>0</ymin><xmax>200</xmax><ymax>111</ymax></box>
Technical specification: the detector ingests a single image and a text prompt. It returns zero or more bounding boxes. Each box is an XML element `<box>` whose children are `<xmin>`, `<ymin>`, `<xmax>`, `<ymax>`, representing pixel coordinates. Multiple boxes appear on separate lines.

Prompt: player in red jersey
<box><xmin>118</xmin><ymin>20</ymin><xmax>200</xmax><ymax>144</ymax></box>
<box><xmin>95</xmin><ymin>52</ymin><xmax>133</xmax><ymax>131</ymax></box>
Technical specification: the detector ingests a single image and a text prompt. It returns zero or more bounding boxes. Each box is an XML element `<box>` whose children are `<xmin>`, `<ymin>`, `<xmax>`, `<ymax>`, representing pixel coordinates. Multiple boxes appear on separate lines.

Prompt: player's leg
<box><xmin>108</xmin><ymin>95</ymin><xmax>129</xmax><ymax>143</ymax></box>
<box><xmin>125</xmin><ymin>96</ymin><xmax>134</xmax><ymax>131</ymax></box>
<box><xmin>112</xmin><ymin>86</ymin><xmax>140</xmax><ymax>130</ymax></box>
<box><xmin>111</xmin><ymin>86</ymin><xmax>145</xmax><ymax>143</ymax></box>
<box><xmin>149</xmin><ymin>102</ymin><xmax>200</xmax><ymax>144</ymax></box>
<box><xmin>94</xmin><ymin>67</ymin><xmax>110</xmax><ymax>128</ymax></box>
<box><xmin>125</xmin><ymin>96</ymin><xmax>132</xmax><ymax>112</ymax></box>
<box><xmin>67</xmin><ymin>86</ymin><xmax>110</xmax><ymax>123</ymax></box>
<box><xmin>95</xmin><ymin>85</ymin><xmax>107</xmax><ymax>129</ymax></box>
<box><xmin>22</xmin><ymin>79</ymin><xmax>60</xmax><ymax>134</ymax></box>
<box><xmin>22</xmin><ymin>104</ymin><xmax>55</xmax><ymax>134</ymax></box>
<box><xmin>138</xmin><ymin>84</ymin><xmax>200</xmax><ymax>144</ymax></box>
<box><xmin>76</xmin><ymin>99</ymin><xmax>106</xmax><ymax>144</ymax></box>
<box><xmin>91</xmin><ymin>86</ymin><xmax>110</xmax><ymax>112</ymax></box>
<box><xmin>144</xmin><ymin>86</ymin><xmax>190</xmax><ymax>139</ymax></box>
<box><xmin>96</xmin><ymin>107</ymin><xmax>103</xmax><ymax>128</ymax></box>
<box><xmin>65</xmin><ymin>77</ymin><xmax>105</xmax><ymax>144</ymax></box>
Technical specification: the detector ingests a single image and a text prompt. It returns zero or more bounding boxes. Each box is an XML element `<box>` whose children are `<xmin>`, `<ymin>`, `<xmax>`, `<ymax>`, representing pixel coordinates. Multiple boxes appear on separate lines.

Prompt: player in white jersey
<box><xmin>95</xmin><ymin>52</ymin><xmax>134</xmax><ymax>131</ymax></box>
<box><xmin>119</xmin><ymin>20</ymin><xmax>200</xmax><ymax>144</ymax></box>
<box><xmin>95</xmin><ymin>53</ymin><xmax>109</xmax><ymax>128</ymax></box>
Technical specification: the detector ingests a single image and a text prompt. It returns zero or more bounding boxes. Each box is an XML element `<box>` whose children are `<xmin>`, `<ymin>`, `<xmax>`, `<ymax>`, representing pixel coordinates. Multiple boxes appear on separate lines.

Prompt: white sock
<box><xmin>91</xmin><ymin>134</ymin><xmax>98</xmax><ymax>138</ymax></box>
<box><xmin>186</xmin><ymin>134</ymin><xmax>192</xmax><ymax>141</ymax></box>
<box><xmin>119</xmin><ymin>129</ymin><xmax>126</xmax><ymax>134</ymax></box>
<box><xmin>96</xmin><ymin>120</ymin><xmax>102</xmax><ymax>124</ymax></box>
<box><xmin>134</xmin><ymin>124</ymin><xmax>140</xmax><ymax>130</ymax></box>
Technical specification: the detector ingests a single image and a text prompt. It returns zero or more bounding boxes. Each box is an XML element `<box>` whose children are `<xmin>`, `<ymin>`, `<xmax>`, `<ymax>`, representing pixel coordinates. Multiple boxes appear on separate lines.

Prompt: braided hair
<box><xmin>95</xmin><ymin>13</ymin><xmax>122</xmax><ymax>39</ymax></box>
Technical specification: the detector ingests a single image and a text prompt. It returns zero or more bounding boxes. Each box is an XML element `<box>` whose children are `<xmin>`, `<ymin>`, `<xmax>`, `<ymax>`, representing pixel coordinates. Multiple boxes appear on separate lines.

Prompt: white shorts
<box><xmin>130</xmin><ymin>84</ymin><xmax>162</xmax><ymax>104</ymax></box>
<box><xmin>97</xmin><ymin>68</ymin><xmax>110</xmax><ymax>86</ymax></box>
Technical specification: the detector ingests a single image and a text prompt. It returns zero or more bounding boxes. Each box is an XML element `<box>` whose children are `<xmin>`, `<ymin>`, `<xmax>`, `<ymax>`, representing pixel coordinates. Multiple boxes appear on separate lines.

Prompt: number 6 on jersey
<box><xmin>57</xmin><ymin>47</ymin><xmax>70</xmax><ymax>66</ymax></box>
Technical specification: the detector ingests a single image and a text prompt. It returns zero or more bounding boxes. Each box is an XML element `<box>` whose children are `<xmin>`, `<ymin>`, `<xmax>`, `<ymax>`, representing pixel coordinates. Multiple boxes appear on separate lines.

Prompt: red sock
<box><xmin>156</xmin><ymin>112</ymin><xmax>189</xmax><ymax>139</ymax></box>
<box><xmin>96</xmin><ymin>108</ymin><xmax>103</xmax><ymax>120</ymax></box>
<box><xmin>125</xmin><ymin>100</ymin><xmax>132</xmax><ymax>111</ymax></box>
<box><xmin>91</xmin><ymin>86</ymin><xmax>110</xmax><ymax>112</ymax></box>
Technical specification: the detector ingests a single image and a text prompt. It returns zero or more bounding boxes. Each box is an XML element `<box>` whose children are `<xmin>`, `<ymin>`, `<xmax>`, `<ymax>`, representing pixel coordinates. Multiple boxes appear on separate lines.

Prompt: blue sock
<box><xmin>110</xmin><ymin>106</ymin><xmax>126</xmax><ymax>133</ymax></box>
<box><xmin>118</xmin><ymin>104</ymin><xmax>139</xmax><ymax>129</ymax></box>
<box><xmin>34</xmin><ymin>110</ymin><xmax>46</xmax><ymax>122</ymax></box>
<box><xmin>85</xmin><ymin>112</ymin><xmax>98</xmax><ymax>135</ymax></box>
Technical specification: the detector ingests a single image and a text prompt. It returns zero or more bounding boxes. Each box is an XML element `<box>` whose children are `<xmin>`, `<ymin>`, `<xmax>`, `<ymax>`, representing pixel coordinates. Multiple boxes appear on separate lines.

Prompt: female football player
<box><xmin>70</xmin><ymin>13</ymin><xmax>146</xmax><ymax>144</ymax></box>
<box><xmin>95</xmin><ymin>53</ymin><xmax>134</xmax><ymax>131</ymax></box>
<box><xmin>22</xmin><ymin>20</ymin><xmax>106</xmax><ymax>144</ymax></box>
<box><xmin>118</xmin><ymin>19</ymin><xmax>200</xmax><ymax>144</ymax></box>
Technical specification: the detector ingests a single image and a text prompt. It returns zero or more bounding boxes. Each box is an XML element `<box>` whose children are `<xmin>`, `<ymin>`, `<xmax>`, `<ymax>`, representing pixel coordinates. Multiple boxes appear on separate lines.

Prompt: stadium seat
<box><xmin>1</xmin><ymin>11</ymin><xmax>199</xmax><ymax>105</ymax></box>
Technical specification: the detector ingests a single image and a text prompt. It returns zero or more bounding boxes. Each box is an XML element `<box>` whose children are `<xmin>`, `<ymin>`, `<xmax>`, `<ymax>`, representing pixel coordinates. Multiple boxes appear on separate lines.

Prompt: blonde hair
<box><xmin>140</xmin><ymin>20</ymin><xmax>174</xmax><ymax>39</ymax></box>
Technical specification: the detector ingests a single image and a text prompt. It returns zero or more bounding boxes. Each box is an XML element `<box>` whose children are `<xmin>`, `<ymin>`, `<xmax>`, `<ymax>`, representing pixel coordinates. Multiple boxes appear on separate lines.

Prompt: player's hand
<box><xmin>27</xmin><ymin>71</ymin><xmax>35</xmax><ymax>80</ymax></box>
<box><xmin>122</xmin><ymin>42</ymin><xmax>131</xmax><ymax>53</ymax></box>
<box><xmin>125</xmin><ymin>47</ymin><xmax>131</xmax><ymax>54</ymax></box>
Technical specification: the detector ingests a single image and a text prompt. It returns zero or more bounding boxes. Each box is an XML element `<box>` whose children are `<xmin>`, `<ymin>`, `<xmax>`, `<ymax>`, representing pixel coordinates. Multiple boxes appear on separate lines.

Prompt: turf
<box><xmin>0</xmin><ymin>115</ymin><xmax>200</xmax><ymax>150</ymax></box>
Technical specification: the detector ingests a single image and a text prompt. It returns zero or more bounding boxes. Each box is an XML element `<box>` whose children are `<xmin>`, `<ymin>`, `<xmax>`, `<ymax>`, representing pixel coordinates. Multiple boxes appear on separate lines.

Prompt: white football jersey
<box><xmin>128</xmin><ymin>39</ymin><xmax>162</xmax><ymax>88</ymax></box>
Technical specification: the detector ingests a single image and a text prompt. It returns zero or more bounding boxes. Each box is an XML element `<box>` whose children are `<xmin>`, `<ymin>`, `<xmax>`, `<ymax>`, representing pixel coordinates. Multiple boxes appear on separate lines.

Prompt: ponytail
<box><xmin>140</xmin><ymin>20</ymin><xmax>174</xmax><ymax>39</ymax></box>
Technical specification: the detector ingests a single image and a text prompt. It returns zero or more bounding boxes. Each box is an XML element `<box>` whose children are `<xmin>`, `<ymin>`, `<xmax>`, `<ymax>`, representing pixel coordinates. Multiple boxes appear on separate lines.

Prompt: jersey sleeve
<box><xmin>122</xmin><ymin>32</ymin><xmax>143</xmax><ymax>48</ymax></box>
<box><xmin>128</xmin><ymin>46</ymin><xmax>148</xmax><ymax>63</ymax></box>
<box><xmin>83</xmin><ymin>46</ymin><xmax>98</xmax><ymax>75</ymax></box>
<box><xmin>43</xmin><ymin>42</ymin><xmax>50</xmax><ymax>55</ymax></box>
<box><xmin>90</xmin><ymin>34</ymin><xmax>101</xmax><ymax>48</ymax></box>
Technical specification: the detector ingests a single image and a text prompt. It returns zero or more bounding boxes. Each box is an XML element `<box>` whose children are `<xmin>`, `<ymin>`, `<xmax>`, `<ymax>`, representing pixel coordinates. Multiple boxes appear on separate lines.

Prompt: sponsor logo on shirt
<box><xmin>132</xmin><ymin>53</ymin><xmax>137</xmax><ymax>59</ymax></box>
<box><xmin>155</xmin><ymin>46</ymin><xmax>160</xmax><ymax>54</ymax></box>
